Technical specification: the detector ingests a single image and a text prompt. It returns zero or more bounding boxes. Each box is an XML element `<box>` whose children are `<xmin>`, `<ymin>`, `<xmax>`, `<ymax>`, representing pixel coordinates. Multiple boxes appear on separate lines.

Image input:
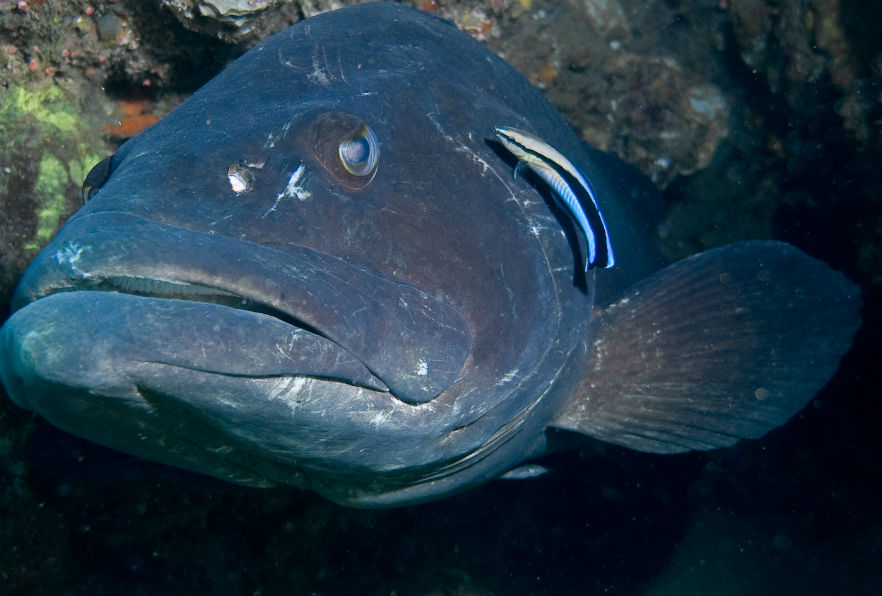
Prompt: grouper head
<box><xmin>0</xmin><ymin>3</ymin><xmax>861</xmax><ymax>507</ymax></box>
<box><xmin>3</xmin><ymin>3</ymin><xmax>605</xmax><ymax>504</ymax></box>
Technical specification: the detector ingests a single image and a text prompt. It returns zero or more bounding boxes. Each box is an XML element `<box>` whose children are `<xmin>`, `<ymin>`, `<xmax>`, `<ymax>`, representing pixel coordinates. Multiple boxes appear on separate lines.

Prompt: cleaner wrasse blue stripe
<box><xmin>495</xmin><ymin>126</ymin><xmax>615</xmax><ymax>270</ymax></box>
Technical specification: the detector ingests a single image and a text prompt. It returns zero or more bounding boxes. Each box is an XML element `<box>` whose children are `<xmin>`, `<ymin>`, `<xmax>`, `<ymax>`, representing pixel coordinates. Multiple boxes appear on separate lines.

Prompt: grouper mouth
<box><xmin>6</xmin><ymin>211</ymin><xmax>472</xmax><ymax>406</ymax></box>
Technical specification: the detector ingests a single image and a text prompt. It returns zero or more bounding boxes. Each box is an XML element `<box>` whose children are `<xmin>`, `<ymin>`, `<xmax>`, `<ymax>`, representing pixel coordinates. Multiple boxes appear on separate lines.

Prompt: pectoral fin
<box><xmin>551</xmin><ymin>241</ymin><xmax>861</xmax><ymax>453</ymax></box>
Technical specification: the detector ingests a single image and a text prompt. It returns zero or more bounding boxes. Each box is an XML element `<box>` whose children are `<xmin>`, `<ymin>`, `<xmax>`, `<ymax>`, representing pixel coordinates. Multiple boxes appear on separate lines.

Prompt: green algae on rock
<box><xmin>0</xmin><ymin>83</ymin><xmax>104</xmax><ymax>310</ymax></box>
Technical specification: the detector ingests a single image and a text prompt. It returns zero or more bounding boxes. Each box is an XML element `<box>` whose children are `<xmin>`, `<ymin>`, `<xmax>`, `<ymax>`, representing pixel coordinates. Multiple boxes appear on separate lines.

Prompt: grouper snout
<box><xmin>5</xmin><ymin>211</ymin><xmax>472</xmax><ymax>405</ymax></box>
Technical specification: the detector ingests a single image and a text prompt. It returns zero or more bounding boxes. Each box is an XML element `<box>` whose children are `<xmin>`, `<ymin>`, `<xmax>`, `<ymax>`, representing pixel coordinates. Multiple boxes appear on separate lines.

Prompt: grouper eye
<box><xmin>339</xmin><ymin>125</ymin><xmax>379</xmax><ymax>177</ymax></box>
<box><xmin>308</xmin><ymin>111</ymin><xmax>379</xmax><ymax>190</ymax></box>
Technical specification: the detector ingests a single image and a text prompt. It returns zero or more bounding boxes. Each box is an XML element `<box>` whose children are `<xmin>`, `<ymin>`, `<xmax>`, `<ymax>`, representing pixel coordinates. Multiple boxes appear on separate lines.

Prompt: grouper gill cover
<box><xmin>0</xmin><ymin>3</ymin><xmax>861</xmax><ymax>507</ymax></box>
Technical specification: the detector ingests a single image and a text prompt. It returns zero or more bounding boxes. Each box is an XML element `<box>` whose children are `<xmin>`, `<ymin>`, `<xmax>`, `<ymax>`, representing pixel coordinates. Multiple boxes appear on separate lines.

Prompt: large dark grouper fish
<box><xmin>0</xmin><ymin>2</ymin><xmax>861</xmax><ymax>507</ymax></box>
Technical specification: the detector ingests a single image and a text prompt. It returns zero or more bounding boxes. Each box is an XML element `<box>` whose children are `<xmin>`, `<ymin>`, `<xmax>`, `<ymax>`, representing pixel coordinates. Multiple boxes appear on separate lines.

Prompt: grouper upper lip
<box><xmin>12</xmin><ymin>211</ymin><xmax>472</xmax><ymax>403</ymax></box>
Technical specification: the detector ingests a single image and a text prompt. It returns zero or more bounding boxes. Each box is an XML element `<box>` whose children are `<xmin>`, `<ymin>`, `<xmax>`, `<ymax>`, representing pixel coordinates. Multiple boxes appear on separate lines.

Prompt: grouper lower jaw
<box><xmin>0</xmin><ymin>294</ymin><xmax>394</xmax><ymax>487</ymax></box>
<box><xmin>0</xmin><ymin>292</ymin><xmax>519</xmax><ymax>505</ymax></box>
<box><xmin>9</xmin><ymin>211</ymin><xmax>472</xmax><ymax>405</ymax></box>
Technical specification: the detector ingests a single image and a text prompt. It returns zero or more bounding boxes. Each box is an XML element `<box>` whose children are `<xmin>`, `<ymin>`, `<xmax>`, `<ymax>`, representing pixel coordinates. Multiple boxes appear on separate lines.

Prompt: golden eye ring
<box><xmin>339</xmin><ymin>124</ymin><xmax>379</xmax><ymax>177</ymax></box>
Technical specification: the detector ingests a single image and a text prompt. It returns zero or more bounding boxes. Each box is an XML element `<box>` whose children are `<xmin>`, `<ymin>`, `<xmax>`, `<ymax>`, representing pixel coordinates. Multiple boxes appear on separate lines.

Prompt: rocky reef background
<box><xmin>1</xmin><ymin>0</ymin><xmax>879</xmax><ymax>594</ymax></box>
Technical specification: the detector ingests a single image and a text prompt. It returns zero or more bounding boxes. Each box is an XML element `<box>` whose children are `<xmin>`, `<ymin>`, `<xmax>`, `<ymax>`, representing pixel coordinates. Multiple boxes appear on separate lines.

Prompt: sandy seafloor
<box><xmin>0</xmin><ymin>1</ymin><xmax>879</xmax><ymax>594</ymax></box>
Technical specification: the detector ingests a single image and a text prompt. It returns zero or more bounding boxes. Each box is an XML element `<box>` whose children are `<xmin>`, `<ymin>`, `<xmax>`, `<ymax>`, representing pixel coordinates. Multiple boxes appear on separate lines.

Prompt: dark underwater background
<box><xmin>0</xmin><ymin>0</ymin><xmax>879</xmax><ymax>594</ymax></box>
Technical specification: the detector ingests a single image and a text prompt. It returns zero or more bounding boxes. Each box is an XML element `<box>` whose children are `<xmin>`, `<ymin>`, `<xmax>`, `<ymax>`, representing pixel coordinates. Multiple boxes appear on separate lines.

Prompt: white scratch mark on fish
<box><xmin>426</xmin><ymin>112</ymin><xmax>516</xmax><ymax>197</ymax></box>
<box><xmin>265</xmin><ymin>376</ymin><xmax>307</xmax><ymax>416</ymax></box>
<box><xmin>369</xmin><ymin>410</ymin><xmax>392</xmax><ymax>428</ymax></box>
<box><xmin>277</xmin><ymin>48</ymin><xmax>297</xmax><ymax>70</ymax></box>
<box><xmin>456</xmin><ymin>145</ymin><xmax>492</xmax><ymax>175</ymax></box>
<box><xmin>416</xmin><ymin>359</ymin><xmax>428</xmax><ymax>377</ymax></box>
<box><xmin>336</xmin><ymin>49</ymin><xmax>347</xmax><ymax>85</ymax></box>
<box><xmin>264</xmin><ymin>164</ymin><xmax>310</xmax><ymax>217</ymax></box>
<box><xmin>206</xmin><ymin>445</ymin><xmax>235</xmax><ymax>456</ymax></box>
<box><xmin>498</xmin><ymin>369</ymin><xmax>519</xmax><ymax>385</ymax></box>
<box><xmin>54</xmin><ymin>241</ymin><xmax>89</xmax><ymax>277</ymax></box>
<box><xmin>55</xmin><ymin>241</ymin><xmax>84</xmax><ymax>266</ymax></box>
<box><xmin>427</xmin><ymin>112</ymin><xmax>455</xmax><ymax>143</ymax></box>
<box><xmin>264</xmin><ymin>119</ymin><xmax>293</xmax><ymax>149</ymax></box>
<box><xmin>307</xmin><ymin>47</ymin><xmax>333</xmax><ymax>86</ymax></box>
